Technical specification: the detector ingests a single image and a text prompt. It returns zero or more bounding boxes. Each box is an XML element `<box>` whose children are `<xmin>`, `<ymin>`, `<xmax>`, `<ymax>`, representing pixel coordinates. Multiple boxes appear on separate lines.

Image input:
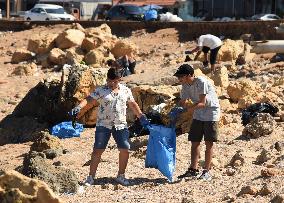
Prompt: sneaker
<box><xmin>198</xmin><ymin>170</ymin><xmax>212</xmax><ymax>181</ymax></box>
<box><xmin>177</xmin><ymin>168</ymin><xmax>200</xmax><ymax>179</ymax></box>
<box><xmin>115</xmin><ymin>174</ymin><xmax>130</xmax><ymax>186</ymax></box>
<box><xmin>84</xmin><ymin>175</ymin><xmax>95</xmax><ymax>186</ymax></box>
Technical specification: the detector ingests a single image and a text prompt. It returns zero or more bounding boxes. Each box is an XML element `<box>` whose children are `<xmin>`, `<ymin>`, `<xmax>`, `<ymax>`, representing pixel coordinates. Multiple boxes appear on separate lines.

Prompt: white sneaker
<box><xmin>84</xmin><ymin>175</ymin><xmax>95</xmax><ymax>186</ymax></box>
<box><xmin>115</xmin><ymin>174</ymin><xmax>130</xmax><ymax>186</ymax></box>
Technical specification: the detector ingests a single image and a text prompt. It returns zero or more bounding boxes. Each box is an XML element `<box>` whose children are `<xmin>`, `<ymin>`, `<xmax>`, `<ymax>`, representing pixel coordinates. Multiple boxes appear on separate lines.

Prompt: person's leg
<box><xmin>90</xmin><ymin>126</ymin><xmax>111</xmax><ymax>176</ymax></box>
<box><xmin>112</xmin><ymin>127</ymin><xmax>131</xmax><ymax>185</ymax></box>
<box><xmin>198</xmin><ymin>121</ymin><xmax>219</xmax><ymax>180</ymax></box>
<box><xmin>89</xmin><ymin>149</ymin><xmax>105</xmax><ymax>176</ymax></box>
<box><xmin>190</xmin><ymin>142</ymin><xmax>201</xmax><ymax>169</ymax></box>
<box><xmin>112</xmin><ymin>127</ymin><xmax>130</xmax><ymax>175</ymax></box>
<box><xmin>209</xmin><ymin>46</ymin><xmax>221</xmax><ymax>73</ymax></box>
<box><xmin>178</xmin><ymin>119</ymin><xmax>203</xmax><ymax>179</ymax></box>
<box><xmin>204</xmin><ymin>141</ymin><xmax>213</xmax><ymax>170</ymax></box>
<box><xmin>118</xmin><ymin>149</ymin><xmax>129</xmax><ymax>175</ymax></box>
<box><xmin>202</xmin><ymin>46</ymin><xmax>210</xmax><ymax>64</ymax></box>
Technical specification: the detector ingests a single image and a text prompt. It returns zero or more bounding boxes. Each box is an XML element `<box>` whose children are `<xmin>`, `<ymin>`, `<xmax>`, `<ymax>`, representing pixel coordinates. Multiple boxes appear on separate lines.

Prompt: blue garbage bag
<box><xmin>145</xmin><ymin>125</ymin><xmax>176</xmax><ymax>182</ymax></box>
<box><xmin>50</xmin><ymin>121</ymin><xmax>84</xmax><ymax>138</ymax></box>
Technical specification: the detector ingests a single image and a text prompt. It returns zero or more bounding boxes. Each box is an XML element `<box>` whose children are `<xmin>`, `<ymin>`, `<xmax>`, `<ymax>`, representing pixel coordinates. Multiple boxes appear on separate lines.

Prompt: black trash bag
<box><xmin>128</xmin><ymin>111</ymin><xmax>164</xmax><ymax>138</ymax></box>
<box><xmin>241</xmin><ymin>102</ymin><xmax>279</xmax><ymax>126</ymax></box>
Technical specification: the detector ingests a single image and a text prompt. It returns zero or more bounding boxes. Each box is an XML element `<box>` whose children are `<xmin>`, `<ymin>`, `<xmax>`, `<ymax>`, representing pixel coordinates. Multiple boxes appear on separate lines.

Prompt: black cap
<box><xmin>174</xmin><ymin>64</ymin><xmax>194</xmax><ymax>77</ymax></box>
<box><xmin>107</xmin><ymin>67</ymin><xmax>122</xmax><ymax>80</ymax></box>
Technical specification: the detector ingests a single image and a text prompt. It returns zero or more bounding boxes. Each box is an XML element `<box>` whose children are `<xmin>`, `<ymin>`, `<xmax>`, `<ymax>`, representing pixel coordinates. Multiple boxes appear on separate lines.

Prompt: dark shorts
<box><xmin>188</xmin><ymin>119</ymin><xmax>219</xmax><ymax>142</ymax></box>
<box><xmin>202</xmin><ymin>46</ymin><xmax>221</xmax><ymax>65</ymax></box>
<box><xmin>94</xmin><ymin>126</ymin><xmax>130</xmax><ymax>149</ymax></box>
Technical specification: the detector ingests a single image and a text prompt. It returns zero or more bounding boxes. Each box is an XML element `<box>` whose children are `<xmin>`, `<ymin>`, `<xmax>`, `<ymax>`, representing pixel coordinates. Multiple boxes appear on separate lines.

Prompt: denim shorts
<box><xmin>94</xmin><ymin>126</ymin><xmax>130</xmax><ymax>149</ymax></box>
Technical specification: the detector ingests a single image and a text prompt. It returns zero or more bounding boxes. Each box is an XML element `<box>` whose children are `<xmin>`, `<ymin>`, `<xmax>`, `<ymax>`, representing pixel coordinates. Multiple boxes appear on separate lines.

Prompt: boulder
<box><xmin>209</xmin><ymin>66</ymin><xmax>229</xmax><ymax>88</ymax></box>
<box><xmin>22</xmin><ymin>151</ymin><xmax>78</xmax><ymax>193</ymax></box>
<box><xmin>81</xmin><ymin>37</ymin><xmax>103</xmax><ymax>52</ymax></box>
<box><xmin>13</xmin><ymin>64</ymin><xmax>107</xmax><ymax>125</ymax></box>
<box><xmin>111</xmin><ymin>39</ymin><xmax>138</xmax><ymax>58</ymax></box>
<box><xmin>12</xmin><ymin>62</ymin><xmax>37</xmax><ymax>76</ymax></box>
<box><xmin>28</xmin><ymin>34</ymin><xmax>57</xmax><ymax>55</ymax></box>
<box><xmin>242</xmin><ymin>113</ymin><xmax>276</xmax><ymax>138</ymax></box>
<box><xmin>65</xmin><ymin>47</ymin><xmax>85</xmax><ymax>65</ymax></box>
<box><xmin>11</xmin><ymin>49</ymin><xmax>33</xmax><ymax>63</ymax></box>
<box><xmin>56</xmin><ymin>29</ymin><xmax>85</xmax><ymax>49</ymax></box>
<box><xmin>0</xmin><ymin>116</ymin><xmax>48</xmax><ymax>145</ymax></box>
<box><xmin>0</xmin><ymin>170</ymin><xmax>63</xmax><ymax>203</ymax></box>
<box><xmin>48</xmin><ymin>48</ymin><xmax>67</xmax><ymax>65</ymax></box>
<box><xmin>84</xmin><ymin>50</ymin><xmax>105</xmax><ymax>66</ymax></box>
<box><xmin>218</xmin><ymin>39</ymin><xmax>244</xmax><ymax>62</ymax></box>
<box><xmin>227</xmin><ymin>79</ymin><xmax>261</xmax><ymax>103</ymax></box>
<box><xmin>30</xmin><ymin>131</ymin><xmax>62</xmax><ymax>152</ymax></box>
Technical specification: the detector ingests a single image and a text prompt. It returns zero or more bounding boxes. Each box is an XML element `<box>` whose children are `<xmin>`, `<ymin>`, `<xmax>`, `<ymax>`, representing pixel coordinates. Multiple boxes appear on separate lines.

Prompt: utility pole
<box><xmin>6</xmin><ymin>0</ymin><xmax>10</xmax><ymax>19</ymax></box>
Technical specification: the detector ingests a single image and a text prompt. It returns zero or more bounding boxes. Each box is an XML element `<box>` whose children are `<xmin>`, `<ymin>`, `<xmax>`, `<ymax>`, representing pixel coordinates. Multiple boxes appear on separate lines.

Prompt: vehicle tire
<box><xmin>45</xmin><ymin>18</ymin><xmax>50</xmax><ymax>21</ymax></box>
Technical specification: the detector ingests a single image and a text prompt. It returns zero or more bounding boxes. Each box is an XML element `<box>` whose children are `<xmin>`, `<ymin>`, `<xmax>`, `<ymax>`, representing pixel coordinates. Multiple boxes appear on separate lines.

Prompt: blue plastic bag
<box><xmin>50</xmin><ymin>121</ymin><xmax>84</xmax><ymax>138</ymax></box>
<box><xmin>145</xmin><ymin>125</ymin><xmax>176</xmax><ymax>182</ymax></box>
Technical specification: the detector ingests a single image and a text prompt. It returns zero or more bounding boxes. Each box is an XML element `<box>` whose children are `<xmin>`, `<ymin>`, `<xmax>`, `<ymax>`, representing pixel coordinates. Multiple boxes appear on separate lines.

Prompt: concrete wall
<box><xmin>0</xmin><ymin>20</ymin><xmax>284</xmax><ymax>41</ymax></box>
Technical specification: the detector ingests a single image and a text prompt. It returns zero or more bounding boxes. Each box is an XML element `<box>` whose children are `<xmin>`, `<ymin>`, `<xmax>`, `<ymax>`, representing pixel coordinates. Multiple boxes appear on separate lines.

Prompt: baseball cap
<box><xmin>174</xmin><ymin>64</ymin><xmax>194</xmax><ymax>77</ymax></box>
<box><xmin>107</xmin><ymin>67</ymin><xmax>122</xmax><ymax>80</ymax></box>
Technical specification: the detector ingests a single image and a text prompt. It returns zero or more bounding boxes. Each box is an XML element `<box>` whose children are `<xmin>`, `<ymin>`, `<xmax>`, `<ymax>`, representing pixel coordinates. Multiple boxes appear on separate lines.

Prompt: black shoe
<box><xmin>178</xmin><ymin>168</ymin><xmax>199</xmax><ymax>179</ymax></box>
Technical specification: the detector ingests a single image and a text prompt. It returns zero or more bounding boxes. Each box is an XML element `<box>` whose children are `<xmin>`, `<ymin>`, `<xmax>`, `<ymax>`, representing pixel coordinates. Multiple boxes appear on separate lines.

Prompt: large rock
<box><xmin>30</xmin><ymin>131</ymin><xmax>62</xmax><ymax>152</ymax></box>
<box><xmin>0</xmin><ymin>170</ymin><xmax>63</xmax><ymax>203</ymax></box>
<box><xmin>209</xmin><ymin>66</ymin><xmax>229</xmax><ymax>88</ymax></box>
<box><xmin>12</xmin><ymin>62</ymin><xmax>37</xmax><ymax>76</ymax></box>
<box><xmin>13</xmin><ymin>64</ymin><xmax>107</xmax><ymax>125</ymax></box>
<box><xmin>11</xmin><ymin>49</ymin><xmax>33</xmax><ymax>63</ymax></box>
<box><xmin>48</xmin><ymin>48</ymin><xmax>67</xmax><ymax>65</ymax></box>
<box><xmin>22</xmin><ymin>151</ymin><xmax>78</xmax><ymax>193</ymax></box>
<box><xmin>56</xmin><ymin>29</ymin><xmax>85</xmax><ymax>49</ymax></box>
<box><xmin>85</xmin><ymin>24</ymin><xmax>116</xmax><ymax>51</ymax></box>
<box><xmin>242</xmin><ymin>113</ymin><xmax>276</xmax><ymax>138</ymax></box>
<box><xmin>28</xmin><ymin>34</ymin><xmax>57</xmax><ymax>55</ymax></box>
<box><xmin>65</xmin><ymin>47</ymin><xmax>85</xmax><ymax>65</ymax></box>
<box><xmin>111</xmin><ymin>39</ymin><xmax>138</xmax><ymax>58</ymax></box>
<box><xmin>218</xmin><ymin>39</ymin><xmax>244</xmax><ymax>62</ymax></box>
<box><xmin>131</xmin><ymin>85</ymin><xmax>179</xmax><ymax>113</ymax></box>
<box><xmin>84</xmin><ymin>50</ymin><xmax>105</xmax><ymax>66</ymax></box>
<box><xmin>0</xmin><ymin>116</ymin><xmax>48</xmax><ymax>145</ymax></box>
<box><xmin>227</xmin><ymin>79</ymin><xmax>261</xmax><ymax>102</ymax></box>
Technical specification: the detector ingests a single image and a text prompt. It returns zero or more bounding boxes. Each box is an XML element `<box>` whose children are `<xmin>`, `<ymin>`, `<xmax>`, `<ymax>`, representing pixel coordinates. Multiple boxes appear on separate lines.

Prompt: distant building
<box><xmin>179</xmin><ymin>0</ymin><xmax>284</xmax><ymax>20</ymax></box>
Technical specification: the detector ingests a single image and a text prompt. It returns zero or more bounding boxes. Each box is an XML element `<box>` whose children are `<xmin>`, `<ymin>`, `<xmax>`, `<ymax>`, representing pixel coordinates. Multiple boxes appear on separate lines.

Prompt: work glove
<box><xmin>184</xmin><ymin>50</ymin><xmax>192</xmax><ymax>54</ymax></box>
<box><xmin>69</xmin><ymin>106</ymin><xmax>81</xmax><ymax>116</ymax></box>
<box><xmin>139</xmin><ymin>114</ymin><xmax>151</xmax><ymax>129</ymax></box>
<box><xmin>168</xmin><ymin>106</ymin><xmax>187</xmax><ymax>121</ymax></box>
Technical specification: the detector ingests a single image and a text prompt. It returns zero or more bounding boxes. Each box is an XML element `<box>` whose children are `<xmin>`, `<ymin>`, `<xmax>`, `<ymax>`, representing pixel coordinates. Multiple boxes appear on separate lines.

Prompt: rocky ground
<box><xmin>0</xmin><ymin>24</ymin><xmax>284</xmax><ymax>203</ymax></box>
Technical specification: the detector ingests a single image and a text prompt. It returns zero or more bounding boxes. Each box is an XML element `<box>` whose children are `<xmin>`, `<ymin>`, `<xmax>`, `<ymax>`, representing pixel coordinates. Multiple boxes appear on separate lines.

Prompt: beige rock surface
<box><xmin>0</xmin><ymin>170</ymin><xmax>63</xmax><ymax>203</ymax></box>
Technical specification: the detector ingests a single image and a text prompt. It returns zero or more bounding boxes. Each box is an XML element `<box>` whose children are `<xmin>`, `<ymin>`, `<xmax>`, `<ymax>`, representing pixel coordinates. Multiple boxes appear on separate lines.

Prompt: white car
<box><xmin>24</xmin><ymin>4</ymin><xmax>75</xmax><ymax>21</ymax></box>
<box><xmin>251</xmin><ymin>14</ymin><xmax>281</xmax><ymax>21</ymax></box>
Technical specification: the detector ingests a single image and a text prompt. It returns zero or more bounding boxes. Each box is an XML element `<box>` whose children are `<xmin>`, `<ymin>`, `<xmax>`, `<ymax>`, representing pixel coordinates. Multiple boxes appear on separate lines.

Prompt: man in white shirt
<box><xmin>186</xmin><ymin>34</ymin><xmax>222</xmax><ymax>73</ymax></box>
<box><xmin>70</xmin><ymin>67</ymin><xmax>149</xmax><ymax>186</ymax></box>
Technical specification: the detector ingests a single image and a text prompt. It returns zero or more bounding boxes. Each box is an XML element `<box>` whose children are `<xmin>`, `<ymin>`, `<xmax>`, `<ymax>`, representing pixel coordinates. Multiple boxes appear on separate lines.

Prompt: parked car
<box><xmin>251</xmin><ymin>14</ymin><xmax>281</xmax><ymax>21</ymax></box>
<box><xmin>105</xmin><ymin>4</ymin><xmax>144</xmax><ymax>21</ymax></box>
<box><xmin>24</xmin><ymin>4</ymin><xmax>75</xmax><ymax>21</ymax></box>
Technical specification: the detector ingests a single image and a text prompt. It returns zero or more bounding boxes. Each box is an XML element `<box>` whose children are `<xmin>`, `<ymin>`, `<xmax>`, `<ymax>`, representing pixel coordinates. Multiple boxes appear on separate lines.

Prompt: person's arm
<box><xmin>128</xmin><ymin>100</ymin><xmax>143</xmax><ymax>118</ymax></box>
<box><xmin>71</xmin><ymin>95</ymin><xmax>98</xmax><ymax>118</ymax></box>
<box><xmin>193</xmin><ymin>50</ymin><xmax>202</xmax><ymax>60</ymax></box>
<box><xmin>185</xmin><ymin>94</ymin><xmax>206</xmax><ymax>113</ymax></box>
